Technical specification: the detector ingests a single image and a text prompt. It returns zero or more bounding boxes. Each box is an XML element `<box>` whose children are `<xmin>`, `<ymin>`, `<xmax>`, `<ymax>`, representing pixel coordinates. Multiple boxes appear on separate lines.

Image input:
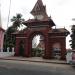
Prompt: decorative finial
<box><xmin>50</xmin><ymin>15</ymin><xmax>51</xmax><ymax>19</ymax></box>
<box><xmin>64</xmin><ymin>26</ymin><xmax>65</xmax><ymax>29</ymax></box>
<box><xmin>72</xmin><ymin>18</ymin><xmax>75</xmax><ymax>25</ymax></box>
<box><xmin>55</xmin><ymin>26</ymin><xmax>56</xmax><ymax>29</ymax></box>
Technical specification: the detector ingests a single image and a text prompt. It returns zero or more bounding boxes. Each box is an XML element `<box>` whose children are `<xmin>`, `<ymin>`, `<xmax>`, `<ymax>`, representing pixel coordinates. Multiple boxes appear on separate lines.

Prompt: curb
<box><xmin>0</xmin><ymin>58</ymin><xmax>67</xmax><ymax>65</ymax></box>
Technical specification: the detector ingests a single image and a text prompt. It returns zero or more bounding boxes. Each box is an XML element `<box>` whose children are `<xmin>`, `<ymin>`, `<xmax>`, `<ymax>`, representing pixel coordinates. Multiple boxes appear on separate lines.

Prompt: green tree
<box><xmin>4</xmin><ymin>13</ymin><xmax>25</xmax><ymax>51</ymax></box>
<box><xmin>11</xmin><ymin>13</ymin><xmax>25</xmax><ymax>30</ymax></box>
<box><xmin>70</xmin><ymin>25</ymin><xmax>75</xmax><ymax>49</ymax></box>
<box><xmin>4</xmin><ymin>26</ymin><xmax>16</xmax><ymax>51</ymax></box>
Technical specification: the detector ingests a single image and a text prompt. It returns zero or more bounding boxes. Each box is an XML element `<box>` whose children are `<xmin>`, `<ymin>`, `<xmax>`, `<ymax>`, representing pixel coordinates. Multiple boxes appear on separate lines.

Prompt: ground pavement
<box><xmin>0</xmin><ymin>59</ymin><xmax>75</xmax><ymax>75</ymax></box>
<box><xmin>0</xmin><ymin>56</ymin><xmax>67</xmax><ymax>64</ymax></box>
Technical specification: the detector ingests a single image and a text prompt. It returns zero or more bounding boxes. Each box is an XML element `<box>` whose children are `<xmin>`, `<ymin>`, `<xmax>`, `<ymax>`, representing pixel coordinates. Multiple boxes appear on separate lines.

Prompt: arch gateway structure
<box><xmin>13</xmin><ymin>0</ymin><xmax>69</xmax><ymax>60</ymax></box>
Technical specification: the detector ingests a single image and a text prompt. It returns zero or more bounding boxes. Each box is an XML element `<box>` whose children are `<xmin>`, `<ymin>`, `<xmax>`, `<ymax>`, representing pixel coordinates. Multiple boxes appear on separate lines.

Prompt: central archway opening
<box><xmin>31</xmin><ymin>34</ymin><xmax>45</xmax><ymax>57</ymax></box>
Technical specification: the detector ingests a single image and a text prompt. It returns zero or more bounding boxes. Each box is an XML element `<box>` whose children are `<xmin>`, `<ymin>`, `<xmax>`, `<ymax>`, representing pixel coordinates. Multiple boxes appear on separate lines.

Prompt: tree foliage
<box><xmin>70</xmin><ymin>25</ymin><xmax>75</xmax><ymax>49</ymax></box>
<box><xmin>4</xmin><ymin>13</ymin><xmax>25</xmax><ymax>51</ymax></box>
<box><xmin>11</xmin><ymin>13</ymin><xmax>25</xmax><ymax>29</ymax></box>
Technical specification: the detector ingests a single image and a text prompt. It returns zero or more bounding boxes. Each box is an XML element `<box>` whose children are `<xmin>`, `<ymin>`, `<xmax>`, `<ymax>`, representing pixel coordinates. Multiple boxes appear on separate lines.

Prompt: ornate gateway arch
<box><xmin>13</xmin><ymin>0</ymin><xmax>69</xmax><ymax>60</ymax></box>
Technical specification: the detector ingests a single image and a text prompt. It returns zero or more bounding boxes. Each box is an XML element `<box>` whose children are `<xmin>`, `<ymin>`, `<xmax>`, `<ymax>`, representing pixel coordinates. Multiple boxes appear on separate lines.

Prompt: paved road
<box><xmin>0</xmin><ymin>60</ymin><xmax>75</xmax><ymax>75</ymax></box>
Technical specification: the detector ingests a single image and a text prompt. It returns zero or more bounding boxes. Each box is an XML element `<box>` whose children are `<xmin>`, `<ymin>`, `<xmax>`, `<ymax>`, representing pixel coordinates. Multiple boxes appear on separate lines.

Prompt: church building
<box><xmin>13</xmin><ymin>0</ymin><xmax>69</xmax><ymax>60</ymax></box>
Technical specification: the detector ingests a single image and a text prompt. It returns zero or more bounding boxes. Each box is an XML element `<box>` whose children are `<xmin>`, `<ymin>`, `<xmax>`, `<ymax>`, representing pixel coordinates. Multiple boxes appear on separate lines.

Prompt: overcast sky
<box><xmin>1</xmin><ymin>0</ymin><xmax>75</xmax><ymax>48</ymax></box>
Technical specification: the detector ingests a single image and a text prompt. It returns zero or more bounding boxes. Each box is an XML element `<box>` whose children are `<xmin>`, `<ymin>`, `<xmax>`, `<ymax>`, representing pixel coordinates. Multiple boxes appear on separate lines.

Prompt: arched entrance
<box><xmin>19</xmin><ymin>40</ymin><xmax>24</xmax><ymax>56</ymax></box>
<box><xmin>29</xmin><ymin>32</ymin><xmax>45</xmax><ymax>57</ymax></box>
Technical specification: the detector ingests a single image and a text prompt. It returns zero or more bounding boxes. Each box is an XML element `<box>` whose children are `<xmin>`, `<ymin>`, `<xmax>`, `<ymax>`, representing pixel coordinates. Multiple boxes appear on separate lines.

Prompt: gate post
<box><xmin>60</xmin><ymin>38</ymin><xmax>66</xmax><ymax>60</ymax></box>
<box><xmin>43</xmin><ymin>35</ymin><xmax>52</xmax><ymax>59</ymax></box>
<box><xmin>15</xmin><ymin>38</ymin><xmax>19</xmax><ymax>56</ymax></box>
<box><xmin>24</xmin><ymin>38</ymin><xmax>30</xmax><ymax>57</ymax></box>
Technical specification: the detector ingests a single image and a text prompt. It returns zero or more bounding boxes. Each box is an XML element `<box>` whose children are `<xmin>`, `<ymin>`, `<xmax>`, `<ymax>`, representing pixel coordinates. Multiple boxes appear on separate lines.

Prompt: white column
<box><xmin>12</xmin><ymin>47</ymin><xmax>14</xmax><ymax>52</ymax></box>
<box><xmin>7</xmin><ymin>47</ymin><xmax>10</xmax><ymax>52</ymax></box>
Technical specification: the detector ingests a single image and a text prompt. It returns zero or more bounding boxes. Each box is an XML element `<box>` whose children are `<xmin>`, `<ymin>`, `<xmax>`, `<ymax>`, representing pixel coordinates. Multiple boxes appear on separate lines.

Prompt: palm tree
<box><xmin>11</xmin><ymin>13</ymin><xmax>25</xmax><ymax>30</ymax></box>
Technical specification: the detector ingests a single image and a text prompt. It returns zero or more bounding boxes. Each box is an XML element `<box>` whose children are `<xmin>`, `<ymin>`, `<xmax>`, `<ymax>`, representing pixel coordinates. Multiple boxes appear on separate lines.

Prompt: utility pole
<box><xmin>7</xmin><ymin>0</ymin><xmax>11</xmax><ymax>28</ymax></box>
<box><xmin>0</xmin><ymin>0</ymin><xmax>2</xmax><ymax>27</ymax></box>
<box><xmin>5</xmin><ymin>0</ymin><xmax>11</xmax><ymax>51</ymax></box>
